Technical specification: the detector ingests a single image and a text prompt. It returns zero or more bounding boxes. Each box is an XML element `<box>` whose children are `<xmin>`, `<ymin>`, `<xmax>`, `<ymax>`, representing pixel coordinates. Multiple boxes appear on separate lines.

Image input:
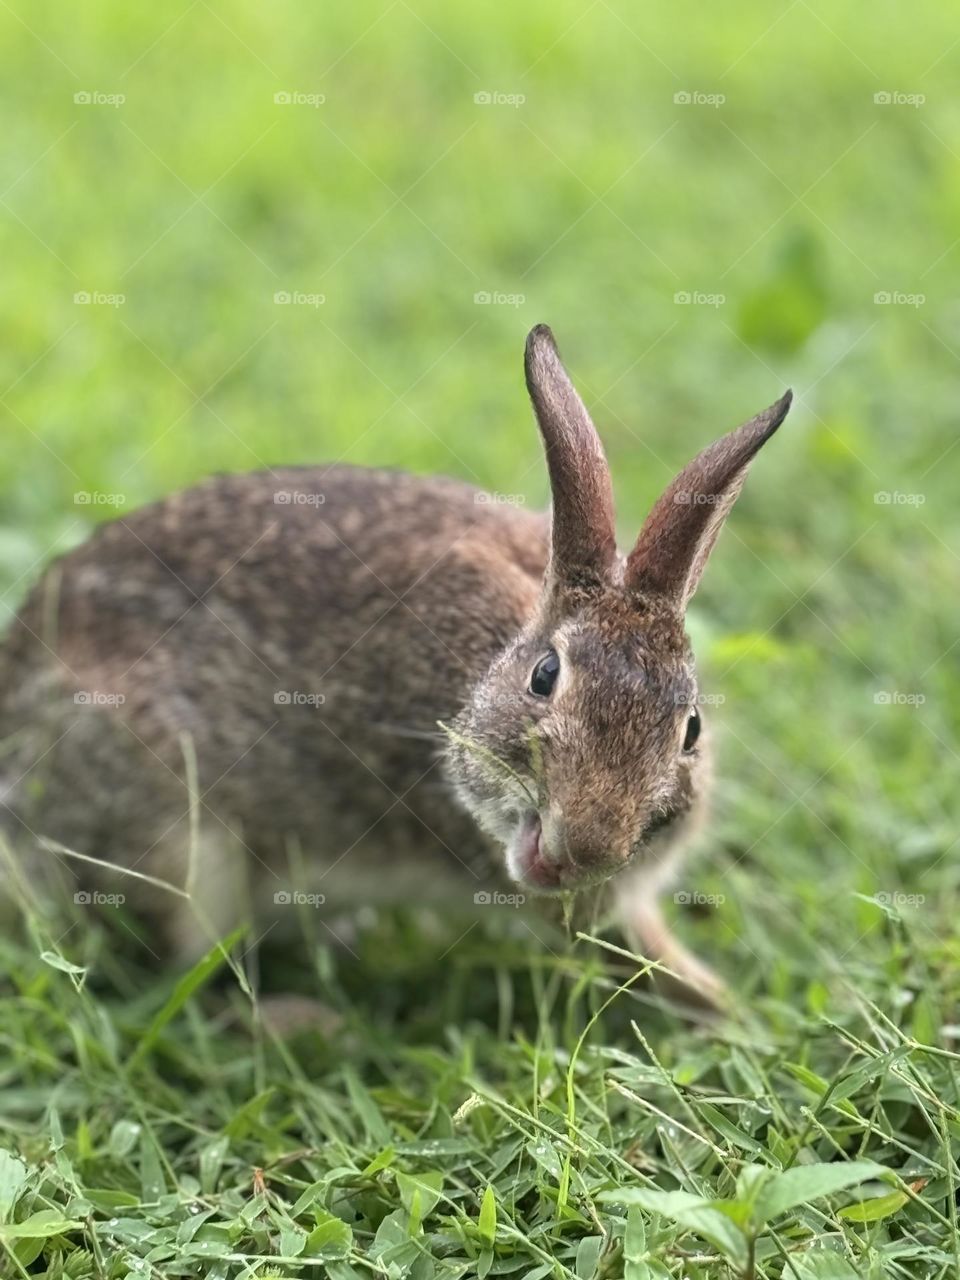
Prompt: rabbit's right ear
<box><xmin>525</xmin><ymin>325</ymin><xmax>617</xmax><ymax>590</ymax></box>
<box><xmin>625</xmin><ymin>390</ymin><xmax>792</xmax><ymax>609</ymax></box>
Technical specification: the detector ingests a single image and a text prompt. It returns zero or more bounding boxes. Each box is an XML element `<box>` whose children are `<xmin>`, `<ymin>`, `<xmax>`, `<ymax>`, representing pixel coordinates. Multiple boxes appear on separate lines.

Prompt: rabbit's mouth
<box><xmin>507</xmin><ymin>811</ymin><xmax>568</xmax><ymax>893</ymax></box>
<box><xmin>506</xmin><ymin>806</ymin><xmax>637</xmax><ymax>893</ymax></box>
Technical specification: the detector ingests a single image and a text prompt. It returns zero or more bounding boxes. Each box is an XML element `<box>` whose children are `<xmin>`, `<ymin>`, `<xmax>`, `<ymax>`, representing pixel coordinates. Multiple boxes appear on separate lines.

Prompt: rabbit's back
<box><xmin>0</xmin><ymin>465</ymin><xmax>548</xmax><ymax>910</ymax></box>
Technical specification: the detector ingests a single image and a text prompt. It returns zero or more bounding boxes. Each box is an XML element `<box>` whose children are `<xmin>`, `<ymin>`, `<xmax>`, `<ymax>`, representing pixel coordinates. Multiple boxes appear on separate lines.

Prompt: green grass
<box><xmin>1</xmin><ymin>0</ymin><xmax>959</xmax><ymax>1275</ymax></box>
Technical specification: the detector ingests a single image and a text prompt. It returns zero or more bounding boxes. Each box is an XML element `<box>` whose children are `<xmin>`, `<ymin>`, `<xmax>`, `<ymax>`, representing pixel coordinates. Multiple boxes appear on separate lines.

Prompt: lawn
<box><xmin>0</xmin><ymin>1</ymin><xmax>958</xmax><ymax>1276</ymax></box>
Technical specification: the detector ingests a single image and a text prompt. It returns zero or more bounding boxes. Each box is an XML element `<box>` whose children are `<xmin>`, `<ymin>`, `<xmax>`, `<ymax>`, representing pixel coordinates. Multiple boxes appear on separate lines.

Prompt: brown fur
<box><xmin>0</xmin><ymin>327</ymin><xmax>790</xmax><ymax>994</ymax></box>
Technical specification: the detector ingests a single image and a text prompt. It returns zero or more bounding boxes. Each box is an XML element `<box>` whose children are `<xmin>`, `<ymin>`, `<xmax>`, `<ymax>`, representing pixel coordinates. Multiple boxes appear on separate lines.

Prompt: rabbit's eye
<box><xmin>529</xmin><ymin>650</ymin><xmax>560</xmax><ymax>697</ymax></box>
<box><xmin>682</xmin><ymin>706</ymin><xmax>701</xmax><ymax>753</ymax></box>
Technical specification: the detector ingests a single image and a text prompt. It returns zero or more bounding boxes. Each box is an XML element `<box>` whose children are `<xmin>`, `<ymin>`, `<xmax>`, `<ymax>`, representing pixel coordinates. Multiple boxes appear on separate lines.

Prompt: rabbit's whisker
<box><xmin>371</xmin><ymin>721</ymin><xmax>446</xmax><ymax>742</ymax></box>
<box><xmin>436</xmin><ymin>720</ymin><xmax>537</xmax><ymax>807</ymax></box>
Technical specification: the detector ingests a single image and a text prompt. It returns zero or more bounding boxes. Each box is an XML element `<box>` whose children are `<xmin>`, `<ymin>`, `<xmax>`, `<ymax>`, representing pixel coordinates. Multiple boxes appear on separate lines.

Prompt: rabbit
<box><xmin>0</xmin><ymin>325</ymin><xmax>791</xmax><ymax>997</ymax></box>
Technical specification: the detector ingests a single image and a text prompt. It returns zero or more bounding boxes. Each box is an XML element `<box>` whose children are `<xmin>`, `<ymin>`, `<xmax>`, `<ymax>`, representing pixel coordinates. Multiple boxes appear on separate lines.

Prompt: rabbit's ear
<box><xmin>625</xmin><ymin>390</ymin><xmax>792</xmax><ymax>608</ymax></box>
<box><xmin>525</xmin><ymin>325</ymin><xmax>617</xmax><ymax>588</ymax></box>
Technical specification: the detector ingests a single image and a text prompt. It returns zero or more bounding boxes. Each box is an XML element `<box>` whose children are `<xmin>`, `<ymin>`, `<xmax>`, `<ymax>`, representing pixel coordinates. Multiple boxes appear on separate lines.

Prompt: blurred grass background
<box><xmin>1</xmin><ymin>0</ymin><xmax>956</xmax><ymax>982</ymax></box>
<box><xmin>2</xmin><ymin>4</ymin><xmax>960</xmax><ymax>1273</ymax></box>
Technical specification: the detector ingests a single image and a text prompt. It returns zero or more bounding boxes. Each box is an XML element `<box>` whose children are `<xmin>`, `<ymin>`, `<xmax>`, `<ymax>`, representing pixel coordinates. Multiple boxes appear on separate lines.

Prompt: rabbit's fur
<box><xmin>0</xmin><ymin>326</ymin><xmax>790</xmax><ymax>993</ymax></box>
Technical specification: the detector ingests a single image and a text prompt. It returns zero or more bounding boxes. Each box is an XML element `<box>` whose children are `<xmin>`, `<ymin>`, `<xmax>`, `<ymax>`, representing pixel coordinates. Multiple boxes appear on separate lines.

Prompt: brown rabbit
<box><xmin>0</xmin><ymin>326</ymin><xmax>790</xmax><ymax>994</ymax></box>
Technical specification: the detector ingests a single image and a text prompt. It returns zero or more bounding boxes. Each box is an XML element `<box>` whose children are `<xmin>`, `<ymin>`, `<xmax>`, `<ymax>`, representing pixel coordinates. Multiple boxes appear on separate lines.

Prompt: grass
<box><xmin>1</xmin><ymin>0</ymin><xmax>959</xmax><ymax>1275</ymax></box>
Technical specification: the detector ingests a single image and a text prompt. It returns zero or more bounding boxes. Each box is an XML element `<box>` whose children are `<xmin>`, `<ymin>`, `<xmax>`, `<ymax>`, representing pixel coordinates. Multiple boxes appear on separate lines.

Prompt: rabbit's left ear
<box><xmin>525</xmin><ymin>325</ymin><xmax>618</xmax><ymax>589</ymax></box>
<box><xmin>625</xmin><ymin>390</ymin><xmax>792</xmax><ymax>609</ymax></box>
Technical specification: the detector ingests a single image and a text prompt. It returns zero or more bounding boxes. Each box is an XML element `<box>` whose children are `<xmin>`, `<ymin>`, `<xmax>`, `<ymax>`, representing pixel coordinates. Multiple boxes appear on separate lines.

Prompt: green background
<box><xmin>0</xmin><ymin>4</ymin><xmax>958</xmax><ymax>1274</ymax></box>
<box><xmin>1</xmin><ymin>1</ymin><xmax>955</xmax><ymax>971</ymax></box>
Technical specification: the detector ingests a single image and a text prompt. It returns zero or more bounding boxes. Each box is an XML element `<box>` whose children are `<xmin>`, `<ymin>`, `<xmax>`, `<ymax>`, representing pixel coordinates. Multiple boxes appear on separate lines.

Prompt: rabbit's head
<box><xmin>446</xmin><ymin>325</ymin><xmax>792</xmax><ymax>894</ymax></box>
